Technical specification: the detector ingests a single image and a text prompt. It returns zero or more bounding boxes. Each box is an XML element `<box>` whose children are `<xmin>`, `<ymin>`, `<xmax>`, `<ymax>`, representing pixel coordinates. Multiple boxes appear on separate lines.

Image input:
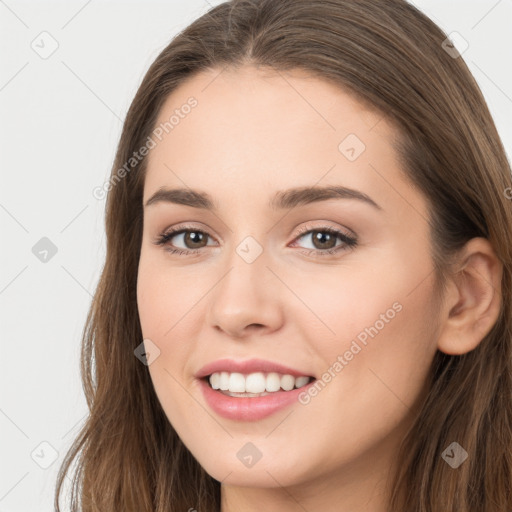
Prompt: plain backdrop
<box><xmin>1</xmin><ymin>1</ymin><xmax>511</xmax><ymax>510</ymax></box>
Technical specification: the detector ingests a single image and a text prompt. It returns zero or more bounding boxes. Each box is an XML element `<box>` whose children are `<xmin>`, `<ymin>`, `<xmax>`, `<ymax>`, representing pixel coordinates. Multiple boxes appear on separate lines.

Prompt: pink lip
<box><xmin>197</xmin><ymin>378</ymin><xmax>316</xmax><ymax>421</ymax></box>
<box><xmin>194</xmin><ymin>358</ymin><xmax>316</xmax><ymax>421</ymax></box>
<box><xmin>194</xmin><ymin>358</ymin><xmax>314</xmax><ymax>379</ymax></box>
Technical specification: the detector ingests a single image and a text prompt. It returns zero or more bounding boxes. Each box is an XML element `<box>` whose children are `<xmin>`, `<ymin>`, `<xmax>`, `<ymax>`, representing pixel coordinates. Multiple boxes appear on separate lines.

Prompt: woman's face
<box><xmin>137</xmin><ymin>65</ymin><xmax>441</xmax><ymax>491</ymax></box>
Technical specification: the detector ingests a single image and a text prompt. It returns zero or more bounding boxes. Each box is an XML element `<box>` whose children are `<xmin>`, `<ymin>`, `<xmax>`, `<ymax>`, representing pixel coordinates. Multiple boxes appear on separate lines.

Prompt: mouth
<box><xmin>201</xmin><ymin>371</ymin><xmax>316</xmax><ymax>398</ymax></box>
<box><xmin>197</xmin><ymin>366</ymin><xmax>318</xmax><ymax>421</ymax></box>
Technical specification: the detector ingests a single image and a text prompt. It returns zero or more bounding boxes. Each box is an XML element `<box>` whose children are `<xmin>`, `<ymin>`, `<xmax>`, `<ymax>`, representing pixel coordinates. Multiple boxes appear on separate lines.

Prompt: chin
<box><xmin>194</xmin><ymin>448</ymin><xmax>313</xmax><ymax>489</ymax></box>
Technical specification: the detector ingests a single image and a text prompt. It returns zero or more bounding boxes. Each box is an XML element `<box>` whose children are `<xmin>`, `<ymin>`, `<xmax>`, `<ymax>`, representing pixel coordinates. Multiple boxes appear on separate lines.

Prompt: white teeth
<box><xmin>218</xmin><ymin>372</ymin><xmax>229</xmax><ymax>390</ymax></box>
<box><xmin>246</xmin><ymin>372</ymin><xmax>266</xmax><ymax>393</ymax></box>
<box><xmin>266</xmin><ymin>372</ymin><xmax>281</xmax><ymax>392</ymax></box>
<box><xmin>228</xmin><ymin>372</ymin><xmax>246</xmax><ymax>392</ymax></box>
<box><xmin>210</xmin><ymin>372</ymin><xmax>220</xmax><ymax>389</ymax></box>
<box><xmin>207</xmin><ymin>371</ymin><xmax>312</xmax><ymax>393</ymax></box>
<box><xmin>295</xmin><ymin>376</ymin><xmax>310</xmax><ymax>388</ymax></box>
<box><xmin>281</xmin><ymin>374</ymin><xmax>295</xmax><ymax>391</ymax></box>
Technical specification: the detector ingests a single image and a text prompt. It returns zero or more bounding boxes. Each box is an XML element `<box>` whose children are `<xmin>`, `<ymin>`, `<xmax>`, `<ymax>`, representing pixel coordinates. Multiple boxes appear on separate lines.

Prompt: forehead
<box><xmin>148</xmin><ymin>65</ymin><xmax>388</xmax><ymax>160</ymax></box>
<box><xmin>142</xmin><ymin>65</ymin><xmax>427</xmax><ymax>222</ymax></box>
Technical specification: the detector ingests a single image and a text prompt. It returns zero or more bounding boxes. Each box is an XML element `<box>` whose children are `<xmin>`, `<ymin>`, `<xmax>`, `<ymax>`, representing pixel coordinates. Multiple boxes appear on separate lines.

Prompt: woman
<box><xmin>54</xmin><ymin>0</ymin><xmax>512</xmax><ymax>510</ymax></box>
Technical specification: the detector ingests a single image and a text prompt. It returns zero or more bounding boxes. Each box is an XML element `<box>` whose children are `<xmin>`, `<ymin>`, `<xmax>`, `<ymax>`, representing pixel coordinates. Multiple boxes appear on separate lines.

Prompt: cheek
<box><xmin>304</xmin><ymin>239</ymin><xmax>439</xmax><ymax>379</ymax></box>
<box><xmin>136</xmin><ymin>259</ymin><xmax>193</xmax><ymax>382</ymax></box>
<box><xmin>137</xmin><ymin>252</ymin><xmax>202</xmax><ymax>337</ymax></box>
<box><xmin>302</xmin><ymin>271</ymin><xmax>438</xmax><ymax>431</ymax></box>
<box><xmin>136</xmin><ymin>255</ymin><xmax>208</xmax><ymax>428</ymax></box>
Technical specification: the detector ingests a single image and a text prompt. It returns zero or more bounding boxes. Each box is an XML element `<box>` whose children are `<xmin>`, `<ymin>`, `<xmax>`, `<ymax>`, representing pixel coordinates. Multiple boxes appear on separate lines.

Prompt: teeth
<box><xmin>266</xmin><ymin>372</ymin><xmax>281</xmax><ymax>392</ymax></box>
<box><xmin>208</xmin><ymin>371</ymin><xmax>312</xmax><ymax>393</ymax></box>
<box><xmin>246</xmin><ymin>372</ymin><xmax>266</xmax><ymax>393</ymax></box>
<box><xmin>229</xmin><ymin>372</ymin><xmax>246</xmax><ymax>392</ymax></box>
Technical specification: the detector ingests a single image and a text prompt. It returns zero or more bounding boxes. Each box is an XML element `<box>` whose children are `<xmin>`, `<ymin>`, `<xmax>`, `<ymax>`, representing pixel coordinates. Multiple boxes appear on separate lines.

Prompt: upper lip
<box><xmin>195</xmin><ymin>358</ymin><xmax>315</xmax><ymax>379</ymax></box>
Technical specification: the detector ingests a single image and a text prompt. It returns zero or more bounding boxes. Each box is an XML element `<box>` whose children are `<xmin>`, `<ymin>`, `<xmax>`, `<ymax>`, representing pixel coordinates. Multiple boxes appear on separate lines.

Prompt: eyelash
<box><xmin>153</xmin><ymin>223</ymin><xmax>358</xmax><ymax>258</ymax></box>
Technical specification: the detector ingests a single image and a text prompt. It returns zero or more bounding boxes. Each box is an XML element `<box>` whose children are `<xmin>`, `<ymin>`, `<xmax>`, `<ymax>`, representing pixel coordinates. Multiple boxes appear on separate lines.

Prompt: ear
<box><xmin>436</xmin><ymin>237</ymin><xmax>503</xmax><ymax>355</ymax></box>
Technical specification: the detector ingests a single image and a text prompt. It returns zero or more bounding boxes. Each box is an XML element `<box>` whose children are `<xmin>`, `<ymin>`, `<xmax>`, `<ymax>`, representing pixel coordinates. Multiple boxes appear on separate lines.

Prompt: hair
<box><xmin>54</xmin><ymin>0</ymin><xmax>512</xmax><ymax>510</ymax></box>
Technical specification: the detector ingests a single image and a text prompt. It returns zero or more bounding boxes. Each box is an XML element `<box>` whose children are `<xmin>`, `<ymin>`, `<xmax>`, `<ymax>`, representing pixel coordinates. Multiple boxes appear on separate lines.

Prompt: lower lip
<box><xmin>197</xmin><ymin>378</ymin><xmax>315</xmax><ymax>421</ymax></box>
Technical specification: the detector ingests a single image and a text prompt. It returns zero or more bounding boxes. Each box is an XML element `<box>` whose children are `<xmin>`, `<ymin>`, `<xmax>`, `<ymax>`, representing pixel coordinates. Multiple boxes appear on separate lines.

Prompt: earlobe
<box><xmin>436</xmin><ymin>238</ymin><xmax>503</xmax><ymax>356</ymax></box>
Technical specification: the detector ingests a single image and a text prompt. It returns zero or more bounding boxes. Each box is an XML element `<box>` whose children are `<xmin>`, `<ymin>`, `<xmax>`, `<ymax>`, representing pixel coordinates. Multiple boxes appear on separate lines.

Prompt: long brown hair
<box><xmin>54</xmin><ymin>0</ymin><xmax>512</xmax><ymax>510</ymax></box>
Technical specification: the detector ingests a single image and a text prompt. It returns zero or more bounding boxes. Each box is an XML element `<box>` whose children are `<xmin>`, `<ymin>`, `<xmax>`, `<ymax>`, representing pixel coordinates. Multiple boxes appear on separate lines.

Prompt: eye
<box><xmin>290</xmin><ymin>224</ymin><xmax>358</xmax><ymax>256</ymax></box>
<box><xmin>153</xmin><ymin>224</ymin><xmax>216</xmax><ymax>256</ymax></box>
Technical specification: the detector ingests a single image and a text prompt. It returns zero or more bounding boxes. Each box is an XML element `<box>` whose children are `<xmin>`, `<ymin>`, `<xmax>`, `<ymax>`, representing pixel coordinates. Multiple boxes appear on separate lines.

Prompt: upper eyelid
<box><xmin>293</xmin><ymin>223</ymin><xmax>356</xmax><ymax>238</ymax></box>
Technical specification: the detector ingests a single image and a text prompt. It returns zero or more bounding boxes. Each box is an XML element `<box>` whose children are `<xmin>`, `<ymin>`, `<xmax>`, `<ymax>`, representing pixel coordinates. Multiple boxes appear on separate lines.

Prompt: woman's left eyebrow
<box><xmin>270</xmin><ymin>185</ymin><xmax>382</xmax><ymax>211</ymax></box>
<box><xmin>144</xmin><ymin>185</ymin><xmax>382</xmax><ymax>212</ymax></box>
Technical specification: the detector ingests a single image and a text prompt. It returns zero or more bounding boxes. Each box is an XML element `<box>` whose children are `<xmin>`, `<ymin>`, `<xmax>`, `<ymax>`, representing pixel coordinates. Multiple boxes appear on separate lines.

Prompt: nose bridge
<box><xmin>218</xmin><ymin>233</ymin><xmax>271</xmax><ymax>309</ymax></box>
<box><xmin>206</xmin><ymin>232</ymin><xmax>283</xmax><ymax>336</ymax></box>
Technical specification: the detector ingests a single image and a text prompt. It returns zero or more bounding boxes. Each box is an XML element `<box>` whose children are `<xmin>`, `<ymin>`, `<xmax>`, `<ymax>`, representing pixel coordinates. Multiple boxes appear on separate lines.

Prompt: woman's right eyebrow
<box><xmin>144</xmin><ymin>185</ymin><xmax>382</xmax><ymax>212</ymax></box>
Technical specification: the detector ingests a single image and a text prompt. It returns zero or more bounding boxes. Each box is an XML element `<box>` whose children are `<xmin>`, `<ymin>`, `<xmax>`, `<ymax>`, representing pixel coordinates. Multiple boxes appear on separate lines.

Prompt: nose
<box><xmin>206</xmin><ymin>249</ymin><xmax>284</xmax><ymax>339</ymax></box>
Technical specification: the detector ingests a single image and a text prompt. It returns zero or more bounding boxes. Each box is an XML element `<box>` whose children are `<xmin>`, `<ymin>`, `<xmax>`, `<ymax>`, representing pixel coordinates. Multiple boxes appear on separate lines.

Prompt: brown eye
<box><xmin>309</xmin><ymin>230</ymin><xmax>338</xmax><ymax>250</ymax></box>
<box><xmin>182</xmin><ymin>231</ymin><xmax>208</xmax><ymax>249</ymax></box>
<box><xmin>292</xmin><ymin>226</ymin><xmax>357</xmax><ymax>255</ymax></box>
<box><xmin>154</xmin><ymin>227</ymin><xmax>215</xmax><ymax>252</ymax></box>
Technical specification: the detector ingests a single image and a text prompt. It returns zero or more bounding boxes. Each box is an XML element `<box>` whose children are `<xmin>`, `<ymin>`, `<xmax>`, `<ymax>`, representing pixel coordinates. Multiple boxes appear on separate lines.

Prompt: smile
<box><xmin>197</xmin><ymin>373</ymin><xmax>317</xmax><ymax>421</ymax></box>
<box><xmin>207</xmin><ymin>371</ymin><xmax>312</xmax><ymax>396</ymax></box>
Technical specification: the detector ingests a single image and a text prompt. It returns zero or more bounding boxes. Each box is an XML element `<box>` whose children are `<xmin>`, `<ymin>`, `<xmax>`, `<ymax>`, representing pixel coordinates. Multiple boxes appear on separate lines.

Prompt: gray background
<box><xmin>1</xmin><ymin>1</ymin><xmax>511</xmax><ymax>510</ymax></box>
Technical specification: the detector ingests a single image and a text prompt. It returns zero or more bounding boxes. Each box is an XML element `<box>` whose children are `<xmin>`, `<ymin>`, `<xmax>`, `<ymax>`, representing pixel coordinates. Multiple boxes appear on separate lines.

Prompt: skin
<box><xmin>136</xmin><ymin>65</ymin><xmax>502</xmax><ymax>511</ymax></box>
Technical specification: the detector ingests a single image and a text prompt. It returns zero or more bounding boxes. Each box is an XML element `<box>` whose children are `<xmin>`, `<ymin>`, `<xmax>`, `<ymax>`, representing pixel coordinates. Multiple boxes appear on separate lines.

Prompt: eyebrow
<box><xmin>144</xmin><ymin>185</ymin><xmax>382</xmax><ymax>211</ymax></box>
